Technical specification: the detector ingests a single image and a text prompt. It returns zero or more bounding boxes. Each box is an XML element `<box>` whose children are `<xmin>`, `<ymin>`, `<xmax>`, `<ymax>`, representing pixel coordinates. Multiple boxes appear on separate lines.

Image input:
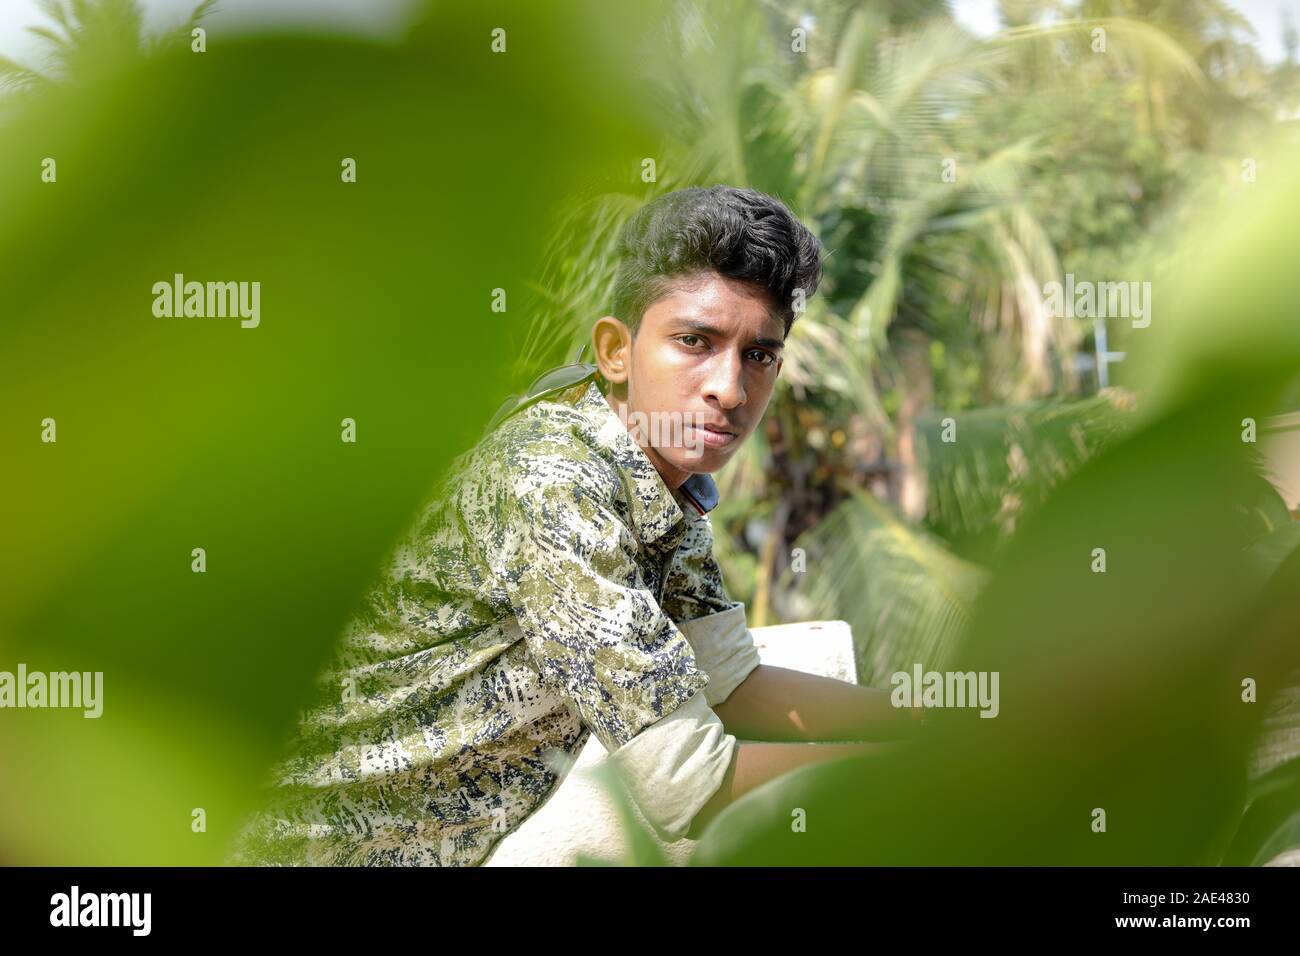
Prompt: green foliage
<box><xmin>917</xmin><ymin>391</ymin><xmax>1134</xmax><ymax>560</ymax></box>
<box><xmin>6</xmin><ymin>0</ymin><xmax>1298</xmax><ymax>868</ymax></box>
<box><xmin>519</xmin><ymin>0</ymin><xmax>1288</xmax><ymax>629</ymax></box>
<box><xmin>0</xmin><ymin>0</ymin><xmax>670</xmax><ymax>865</ymax></box>
<box><xmin>691</xmin><ymin>129</ymin><xmax>1300</xmax><ymax>865</ymax></box>
<box><xmin>786</xmin><ymin>486</ymin><xmax>988</xmax><ymax>686</ymax></box>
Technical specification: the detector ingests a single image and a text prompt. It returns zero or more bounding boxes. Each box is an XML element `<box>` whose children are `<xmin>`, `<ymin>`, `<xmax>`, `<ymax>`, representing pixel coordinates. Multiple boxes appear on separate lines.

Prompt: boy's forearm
<box><xmin>712</xmin><ymin>663</ymin><xmax>917</xmax><ymax>743</ymax></box>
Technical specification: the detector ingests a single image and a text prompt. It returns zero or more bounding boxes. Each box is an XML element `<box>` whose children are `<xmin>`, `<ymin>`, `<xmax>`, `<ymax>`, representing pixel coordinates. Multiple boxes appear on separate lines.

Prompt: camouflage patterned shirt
<box><xmin>227</xmin><ymin>377</ymin><xmax>740</xmax><ymax>866</ymax></box>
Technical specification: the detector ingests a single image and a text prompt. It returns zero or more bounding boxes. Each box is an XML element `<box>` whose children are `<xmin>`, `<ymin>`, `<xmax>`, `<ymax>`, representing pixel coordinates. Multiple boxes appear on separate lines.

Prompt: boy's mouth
<box><xmin>688</xmin><ymin>422</ymin><xmax>738</xmax><ymax>448</ymax></box>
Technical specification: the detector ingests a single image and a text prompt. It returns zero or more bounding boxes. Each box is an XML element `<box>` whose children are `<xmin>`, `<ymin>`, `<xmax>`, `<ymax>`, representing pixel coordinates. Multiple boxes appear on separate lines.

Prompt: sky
<box><xmin>0</xmin><ymin>0</ymin><xmax>1297</xmax><ymax>67</ymax></box>
<box><xmin>951</xmin><ymin>0</ymin><xmax>1299</xmax><ymax>62</ymax></box>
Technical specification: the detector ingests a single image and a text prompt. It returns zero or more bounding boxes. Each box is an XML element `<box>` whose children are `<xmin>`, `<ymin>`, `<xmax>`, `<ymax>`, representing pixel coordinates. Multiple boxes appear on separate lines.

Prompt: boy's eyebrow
<box><xmin>673</xmin><ymin>319</ymin><xmax>785</xmax><ymax>351</ymax></box>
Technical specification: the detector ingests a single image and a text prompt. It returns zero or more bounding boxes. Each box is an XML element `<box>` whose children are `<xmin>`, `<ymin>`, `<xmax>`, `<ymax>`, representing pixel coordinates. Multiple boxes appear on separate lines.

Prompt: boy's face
<box><xmin>594</xmin><ymin>270</ymin><xmax>785</xmax><ymax>489</ymax></box>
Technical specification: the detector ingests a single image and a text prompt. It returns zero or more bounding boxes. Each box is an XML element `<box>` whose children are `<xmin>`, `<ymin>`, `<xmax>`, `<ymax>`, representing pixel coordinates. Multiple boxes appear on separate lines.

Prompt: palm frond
<box><xmin>917</xmin><ymin>391</ymin><xmax>1135</xmax><ymax>552</ymax></box>
<box><xmin>34</xmin><ymin>0</ymin><xmax>74</xmax><ymax>34</ymax></box>
<box><xmin>0</xmin><ymin>54</ymin><xmax>48</xmax><ymax>90</ymax></box>
<box><xmin>993</xmin><ymin>17</ymin><xmax>1206</xmax><ymax>87</ymax></box>
<box><xmin>26</xmin><ymin>26</ymin><xmax>70</xmax><ymax>51</ymax></box>
<box><xmin>187</xmin><ymin>0</ymin><xmax>220</xmax><ymax>27</ymax></box>
<box><xmin>785</xmin><ymin>486</ymin><xmax>987</xmax><ymax>687</ymax></box>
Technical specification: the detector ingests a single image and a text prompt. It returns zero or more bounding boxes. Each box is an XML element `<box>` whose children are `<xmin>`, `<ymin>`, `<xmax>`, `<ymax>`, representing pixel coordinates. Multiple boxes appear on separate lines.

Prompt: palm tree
<box><xmin>0</xmin><ymin>0</ymin><xmax>217</xmax><ymax>92</ymax></box>
<box><xmin>519</xmin><ymin>0</ymin><xmax>1207</xmax><ymax>631</ymax></box>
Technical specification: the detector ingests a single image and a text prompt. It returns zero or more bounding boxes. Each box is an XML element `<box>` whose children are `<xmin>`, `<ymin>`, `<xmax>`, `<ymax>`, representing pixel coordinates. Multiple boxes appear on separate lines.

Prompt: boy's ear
<box><xmin>593</xmin><ymin>315</ymin><xmax>633</xmax><ymax>385</ymax></box>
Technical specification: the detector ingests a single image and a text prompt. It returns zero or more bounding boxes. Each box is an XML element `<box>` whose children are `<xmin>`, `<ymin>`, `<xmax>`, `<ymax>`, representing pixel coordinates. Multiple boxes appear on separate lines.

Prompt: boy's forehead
<box><xmin>644</xmin><ymin>275</ymin><xmax>783</xmax><ymax>339</ymax></box>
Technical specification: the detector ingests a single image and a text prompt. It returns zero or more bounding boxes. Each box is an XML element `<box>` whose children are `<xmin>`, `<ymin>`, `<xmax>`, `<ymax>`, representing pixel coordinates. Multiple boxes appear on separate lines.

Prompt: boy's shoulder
<box><xmin>450</xmin><ymin>379</ymin><xmax>625</xmax><ymax>507</ymax></box>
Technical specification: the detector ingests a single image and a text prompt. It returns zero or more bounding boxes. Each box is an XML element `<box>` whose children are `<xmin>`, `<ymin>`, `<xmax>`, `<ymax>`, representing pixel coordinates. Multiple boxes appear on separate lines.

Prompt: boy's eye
<box><xmin>675</xmin><ymin>335</ymin><xmax>776</xmax><ymax>366</ymax></box>
<box><xmin>676</xmin><ymin>335</ymin><xmax>774</xmax><ymax>366</ymax></box>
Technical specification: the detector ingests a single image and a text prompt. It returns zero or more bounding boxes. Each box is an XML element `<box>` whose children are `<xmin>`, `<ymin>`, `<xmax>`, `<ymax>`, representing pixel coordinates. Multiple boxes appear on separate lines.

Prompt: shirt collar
<box><xmin>569</xmin><ymin>380</ymin><xmax>720</xmax><ymax>546</ymax></box>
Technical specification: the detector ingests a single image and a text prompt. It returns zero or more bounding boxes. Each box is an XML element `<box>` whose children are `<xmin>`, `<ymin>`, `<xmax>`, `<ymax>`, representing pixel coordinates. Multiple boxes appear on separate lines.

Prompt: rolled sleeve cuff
<box><xmin>604</xmin><ymin>692</ymin><xmax>736</xmax><ymax>843</ymax></box>
<box><xmin>676</xmin><ymin>602</ymin><xmax>760</xmax><ymax>708</ymax></box>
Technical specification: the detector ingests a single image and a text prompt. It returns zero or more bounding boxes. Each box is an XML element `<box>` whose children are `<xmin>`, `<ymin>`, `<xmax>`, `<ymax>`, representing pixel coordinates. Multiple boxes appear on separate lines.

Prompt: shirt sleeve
<box><xmin>488</xmin><ymin>451</ymin><xmax>711</xmax><ymax>753</ymax></box>
<box><xmin>675</xmin><ymin>603</ymin><xmax>759</xmax><ymax>708</ymax></box>
<box><xmin>658</xmin><ymin>511</ymin><xmax>761</xmax><ymax>707</ymax></box>
<box><xmin>603</xmin><ymin>691</ymin><xmax>737</xmax><ymax>842</ymax></box>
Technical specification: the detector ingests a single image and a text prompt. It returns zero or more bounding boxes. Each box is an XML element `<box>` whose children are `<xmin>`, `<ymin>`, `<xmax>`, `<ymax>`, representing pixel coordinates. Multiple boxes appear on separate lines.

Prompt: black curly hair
<box><xmin>610</xmin><ymin>185</ymin><xmax>824</xmax><ymax>339</ymax></box>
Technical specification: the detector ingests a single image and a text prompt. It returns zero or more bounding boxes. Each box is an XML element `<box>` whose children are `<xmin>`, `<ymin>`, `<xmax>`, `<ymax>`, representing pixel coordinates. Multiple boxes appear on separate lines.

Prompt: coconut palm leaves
<box><xmin>515</xmin><ymin>1</ymin><xmax>1222</xmax><ymax>663</ymax></box>
<box><xmin>917</xmin><ymin>389</ymin><xmax>1134</xmax><ymax>552</ymax></box>
<box><xmin>786</xmin><ymin>485</ymin><xmax>988</xmax><ymax>687</ymax></box>
<box><xmin>0</xmin><ymin>0</ymin><xmax>218</xmax><ymax>90</ymax></box>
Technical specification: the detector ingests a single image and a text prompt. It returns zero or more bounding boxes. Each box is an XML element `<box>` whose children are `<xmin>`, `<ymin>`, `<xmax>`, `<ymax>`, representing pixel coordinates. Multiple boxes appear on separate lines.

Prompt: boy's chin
<box><xmin>663</xmin><ymin>448</ymin><xmax>733</xmax><ymax>475</ymax></box>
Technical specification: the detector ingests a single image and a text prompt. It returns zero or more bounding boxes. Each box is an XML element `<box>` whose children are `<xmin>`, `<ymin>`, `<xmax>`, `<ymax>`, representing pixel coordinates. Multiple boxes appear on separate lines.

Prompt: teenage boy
<box><xmin>229</xmin><ymin>185</ymin><xmax>919</xmax><ymax>867</ymax></box>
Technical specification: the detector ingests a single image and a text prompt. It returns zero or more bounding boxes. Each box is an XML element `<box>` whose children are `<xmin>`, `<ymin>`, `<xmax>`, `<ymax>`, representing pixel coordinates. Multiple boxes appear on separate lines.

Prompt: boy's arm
<box><xmin>670</xmin><ymin>596</ymin><xmax>920</xmax><ymax>743</ymax></box>
<box><xmin>603</xmin><ymin>687</ymin><xmax>903</xmax><ymax>844</ymax></box>
<box><xmin>492</xmin><ymin>452</ymin><xmax>911</xmax><ymax>842</ymax></box>
<box><xmin>660</xmin><ymin>508</ymin><xmax>919</xmax><ymax>744</ymax></box>
<box><xmin>713</xmin><ymin>663</ymin><xmax>921</xmax><ymax>743</ymax></box>
<box><xmin>490</xmin><ymin>452</ymin><xmax>711</xmax><ymax>754</ymax></box>
<box><xmin>488</xmin><ymin>450</ymin><xmax>744</xmax><ymax>843</ymax></box>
